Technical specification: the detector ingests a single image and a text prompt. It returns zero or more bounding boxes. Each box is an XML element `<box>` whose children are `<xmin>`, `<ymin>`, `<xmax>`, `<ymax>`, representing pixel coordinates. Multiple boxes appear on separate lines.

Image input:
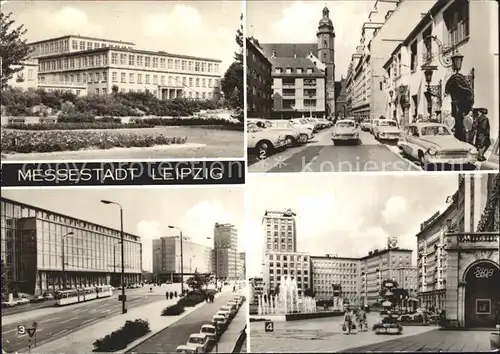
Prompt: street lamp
<box><xmin>168</xmin><ymin>225</ymin><xmax>184</xmax><ymax>294</ymax></box>
<box><xmin>421</xmin><ymin>64</ymin><xmax>442</xmax><ymax>116</ymax></box>
<box><xmin>451</xmin><ymin>51</ymin><xmax>464</xmax><ymax>73</ymax></box>
<box><xmin>61</xmin><ymin>231</ymin><xmax>74</xmax><ymax>290</ymax></box>
<box><xmin>101</xmin><ymin>199</ymin><xmax>127</xmax><ymax>315</ymax></box>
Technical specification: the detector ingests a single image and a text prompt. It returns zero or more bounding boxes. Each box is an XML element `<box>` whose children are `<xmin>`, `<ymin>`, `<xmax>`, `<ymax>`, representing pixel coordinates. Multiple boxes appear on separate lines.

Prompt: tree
<box><xmin>186</xmin><ymin>271</ymin><xmax>210</xmax><ymax>291</ymax></box>
<box><xmin>234</xmin><ymin>13</ymin><xmax>243</xmax><ymax>63</ymax></box>
<box><xmin>111</xmin><ymin>85</ymin><xmax>119</xmax><ymax>94</ymax></box>
<box><xmin>221</xmin><ymin>61</ymin><xmax>243</xmax><ymax>110</ymax></box>
<box><xmin>1</xmin><ymin>12</ymin><xmax>32</xmax><ymax>89</ymax></box>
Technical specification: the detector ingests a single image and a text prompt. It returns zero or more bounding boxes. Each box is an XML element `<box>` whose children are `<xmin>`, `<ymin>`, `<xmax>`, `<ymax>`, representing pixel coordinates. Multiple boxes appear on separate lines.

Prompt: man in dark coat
<box><xmin>473</xmin><ymin>108</ymin><xmax>491</xmax><ymax>161</ymax></box>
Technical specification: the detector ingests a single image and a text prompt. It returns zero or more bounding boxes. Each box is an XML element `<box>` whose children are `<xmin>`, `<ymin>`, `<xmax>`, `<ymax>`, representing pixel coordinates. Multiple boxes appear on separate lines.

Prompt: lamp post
<box><xmin>421</xmin><ymin>65</ymin><xmax>442</xmax><ymax>116</ymax></box>
<box><xmin>168</xmin><ymin>226</ymin><xmax>184</xmax><ymax>294</ymax></box>
<box><xmin>61</xmin><ymin>232</ymin><xmax>74</xmax><ymax>290</ymax></box>
<box><xmin>101</xmin><ymin>200</ymin><xmax>127</xmax><ymax>315</ymax></box>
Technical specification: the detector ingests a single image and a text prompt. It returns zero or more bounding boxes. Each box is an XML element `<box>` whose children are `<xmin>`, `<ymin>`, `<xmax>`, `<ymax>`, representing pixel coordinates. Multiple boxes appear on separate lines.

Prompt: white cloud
<box><xmin>347</xmin><ymin>227</ymin><xmax>390</xmax><ymax>257</ymax></box>
<box><xmin>43</xmin><ymin>7</ymin><xmax>103</xmax><ymax>36</ymax></box>
<box><xmin>381</xmin><ymin>196</ymin><xmax>410</xmax><ymax>225</ymax></box>
<box><xmin>141</xmin><ymin>4</ymin><xmax>202</xmax><ymax>37</ymax></box>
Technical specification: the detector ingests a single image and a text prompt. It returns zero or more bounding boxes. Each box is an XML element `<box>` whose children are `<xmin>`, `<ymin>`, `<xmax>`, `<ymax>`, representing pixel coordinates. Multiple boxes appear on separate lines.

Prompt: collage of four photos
<box><xmin>1</xmin><ymin>0</ymin><xmax>499</xmax><ymax>353</ymax></box>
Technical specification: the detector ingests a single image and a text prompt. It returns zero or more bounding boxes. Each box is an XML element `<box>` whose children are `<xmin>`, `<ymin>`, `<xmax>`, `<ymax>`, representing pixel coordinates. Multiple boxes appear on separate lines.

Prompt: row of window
<box><xmin>267</xmin><ymin>254</ymin><xmax>308</xmax><ymax>262</ymax></box>
<box><xmin>275</xmin><ymin>67</ymin><xmax>315</xmax><ymax>74</ymax></box>
<box><xmin>265</xmin><ymin>218</ymin><xmax>294</xmax><ymax>225</ymax></box>
<box><xmin>30</xmin><ymin>39</ymin><xmax>133</xmax><ymax>56</ymax></box>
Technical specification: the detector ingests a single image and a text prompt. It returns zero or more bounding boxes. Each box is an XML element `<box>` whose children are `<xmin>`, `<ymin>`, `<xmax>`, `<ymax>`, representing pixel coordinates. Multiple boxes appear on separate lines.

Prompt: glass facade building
<box><xmin>1</xmin><ymin>197</ymin><xmax>142</xmax><ymax>296</ymax></box>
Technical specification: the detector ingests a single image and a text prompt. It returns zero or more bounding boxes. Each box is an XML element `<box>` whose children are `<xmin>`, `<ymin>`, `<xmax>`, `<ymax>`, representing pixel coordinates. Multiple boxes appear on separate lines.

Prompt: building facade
<box><xmin>334</xmin><ymin>78</ymin><xmax>348</xmax><ymax>118</ymax></box>
<box><xmin>382</xmin><ymin>0</ymin><xmax>499</xmax><ymax>145</ymax></box>
<box><xmin>28</xmin><ymin>35</ymin><xmax>222</xmax><ymax>100</ymax></box>
<box><xmin>263</xmin><ymin>251</ymin><xmax>311</xmax><ymax>295</ymax></box>
<box><xmin>246</xmin><ymin>37</ymin><xmax>272</xmax><ymax>118</ymax></box>
<box><xmin>152</xmin><ymin>236</ymin><xmax>213</xmax><ymax>282</ymax></box>
<box><xmin>310</xmin><ymin>255</ymin><xmax>360</xmax><ymax>304</ymax></box>
<box><xmin>262</xmin><ymin>209</ymin><xmax>297</xmax><ymax>253</ymax></box>
<box><xmin>417</xmin><ymin>173</ymin><xmax>499</xmax><ymax>328</ymax></box>
<box><xmin>1</xmin><ymin>197</ymin><xmax>142</xmax><ymax>297</ymax></box>
<box><xmin>359</xmin><ymin>248</ymin><xmax>414</xmax><ymax>306</ymax></box>
<box><xmin>237</xmin><ymin>251</ymin><xmax>246</xmax><ymax>280</ymax></box>
<box><xmin>213</xmin><ymin>223</ymin><xmax>239</xmax><ymax>280</ymax></box>
<box><xmin>7</xmin><ymin>60</ymin><xmax>39</xmax><ymax>91</ymax></box>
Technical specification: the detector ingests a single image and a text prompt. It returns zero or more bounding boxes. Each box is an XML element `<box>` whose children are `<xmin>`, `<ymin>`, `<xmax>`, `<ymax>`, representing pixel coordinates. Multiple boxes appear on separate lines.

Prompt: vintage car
<box><xmin>175</xmin><ymin>344</ymin><xmax>200</xmax><ymax>353</ymax></box>
<box><xmin>200</xmin><ymin>324</ymin><xmax>218</xmax><ymax>341</ymax></box>
<box><xmin>290</xmin><ymin>118</ymin><xmax>317</xmax><ymax>132</ymax></box>
<box><xmin>331</xmin><ymin>120</ymin><xmax>360</xmax><ymax>145</ymax></box>
<box><xmin>373</xmin><ymin>120</ymin><xmax>401</xmax><ymax>141</ymax></box>
<box><xmin>247</xmin><ymin>122</ymin><xmax>287</xmax><ymax>158</ymax></box>
<box><xmin>185</xmin><ymin>333</ymin><xmax>211</xmax><ymax>353</ymax></box>
<box><xmin>478</xmin><ymin>136</ymin><xmax>499</xmax><ymax>171</ymax></box>
<box><xmin>398</xmin><ymin>123</ymin><xmax>478</xmax><ymax>170</ymax></box>
<box><xmin>252</xmin><ymin>119</ymin><xmax>307</xmax><ymax>146</ymax></box>
<box><xmin>369</xmin><ymin>119</ymin><xmax>380</xmax><ymax>134</ymax></box>
<box><xmin>360</xmin><ymin>119</ymin><xmax>371</xmax><ymax>131</ymax></box>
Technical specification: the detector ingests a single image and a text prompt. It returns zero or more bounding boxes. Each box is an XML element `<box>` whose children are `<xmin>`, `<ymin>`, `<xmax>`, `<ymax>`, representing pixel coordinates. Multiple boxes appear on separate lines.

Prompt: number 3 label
<box><xmin>265</xmin><ymin>321</ymin><xmax>274</xmax><ymax>332</ymax></box>
<box><xmin>18</xmin><ymin>325</ymin><xmax>26</xmax><ymax>335</ymax></box>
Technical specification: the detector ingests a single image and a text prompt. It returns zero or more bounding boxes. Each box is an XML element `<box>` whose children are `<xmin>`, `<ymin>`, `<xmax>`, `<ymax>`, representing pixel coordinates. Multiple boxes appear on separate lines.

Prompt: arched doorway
<box><xmin>444</xmin><ymin>73</ymin><xmax>474</xmax><ymax>142</ymax></box>
<box><xmin>464</xmin><ymin>260</ymin><xmax>500</xmax><ymax>328</ymax></box>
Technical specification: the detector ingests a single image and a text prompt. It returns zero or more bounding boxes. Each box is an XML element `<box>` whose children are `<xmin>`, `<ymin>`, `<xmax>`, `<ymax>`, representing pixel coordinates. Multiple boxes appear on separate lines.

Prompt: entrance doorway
<box><xmin>464</xmin><ymin>260</ymin><xmax>500</xmax><ymax>328</ymax></box>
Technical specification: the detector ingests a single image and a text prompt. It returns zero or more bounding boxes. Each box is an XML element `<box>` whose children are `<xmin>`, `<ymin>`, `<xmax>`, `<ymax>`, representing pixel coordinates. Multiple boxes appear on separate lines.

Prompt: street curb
<box><xmin>230</xmin><ymin>325</ymin><xmax>247</xmax><ymax>353</ymax></box>
<box><xmin>119</xmin><ymin>293</ymin><xmax>224</xmax><ymax>354</ymax></box>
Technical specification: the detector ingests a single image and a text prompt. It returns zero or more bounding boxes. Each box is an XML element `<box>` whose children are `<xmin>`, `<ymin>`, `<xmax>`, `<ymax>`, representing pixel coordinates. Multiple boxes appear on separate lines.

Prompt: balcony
<box><xmin>446</xmin><ymin>232</ymin><xmax>499</xmax><ymax>251</ymax></box>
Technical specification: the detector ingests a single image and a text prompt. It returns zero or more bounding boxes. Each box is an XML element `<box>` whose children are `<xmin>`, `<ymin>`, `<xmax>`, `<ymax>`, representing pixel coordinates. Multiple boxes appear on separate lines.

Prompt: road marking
<box><xmin>3</xmin><ymin>328</ymin><xmax>16</xmax><ymax>334</ymax></box>
<box><xmin>59</xmin><ymin>317</ymin><xmax>78</xmax><ymax>324</ymax></box>
<box><xmin>81</xmin><ymin>318</ymin><xmax>95</xmax><ymax>326</ymax></box>
<box><xmin>53</xmin><ymin>329</ymin><xmax>68</xmax><ymax>337</ymax></box>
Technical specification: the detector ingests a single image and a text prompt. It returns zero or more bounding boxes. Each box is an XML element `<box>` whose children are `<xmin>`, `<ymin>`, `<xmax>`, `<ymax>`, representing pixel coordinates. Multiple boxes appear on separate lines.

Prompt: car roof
<box><xmin>336</xmin><ymin>120</ymin><xmax>355</xmax><ymax>124</ymax></box>
<box><xmin>189</xmin><ymin>333</ymin><xmax>205</xmax><ymax>338</ymax></box>
<box><xmin>201</xmin><ymin>324</ymin><xmax>215</xmax><ymax>329</ymax></box>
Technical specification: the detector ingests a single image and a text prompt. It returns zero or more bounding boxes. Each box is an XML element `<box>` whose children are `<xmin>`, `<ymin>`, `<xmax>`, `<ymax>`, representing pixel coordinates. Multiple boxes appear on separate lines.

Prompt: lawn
<box><xmin>1</xmin><ymin>126</ymin><xmax>244</xmax><ymax>160</ymax></box>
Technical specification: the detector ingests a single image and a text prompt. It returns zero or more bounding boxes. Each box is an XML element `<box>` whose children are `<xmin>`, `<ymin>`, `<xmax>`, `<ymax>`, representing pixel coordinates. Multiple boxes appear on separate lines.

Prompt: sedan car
<box><xmin>17</xmin><ymin>298</ymin><xmax>30</xmax><ymax>305</ymax></box>
<box><xmin>331</xmin><ymin>120</ymin><xmax>360</xmax><ymax>145</ymax></box>
<box><xmin>369</xmin><ymin>119</ymin><xmax>380</xmax><ymax>134</ymax></box>
<box><xmin>290</xmin><ymin>118</ymin><xmax>316</xmax><ymax>133</ymax></box>
<box><xmin>250</xmin><ymin>119</ymin><xmax>304</xmax><ymax>146</ymax></box>
<box><xmin>373</xmin><ymin>120</ymin><xmax>401</xmax><ymax>141</ymax></box>
<box><xmin>398</xmin><ymin>123</ymin><xmax>478</xmax><ymax>170</ymax></box>
<box><xmin>175</xmin><ymin>345</ymin><xmax>199</xmax><ymax>353</ymax></box>
<box><xmin>247</xmin><ymin>122</ymin><xmax>287</xmax><ymax>158</ymax></box>
<box><xmin>30</xmin><ymin>295</ymin><xmax>46</xmax><ymax>303</ymax></box>
<box><xmin>200</xmin><ymin>324</ymin><xmax>218</xmax><ymax>341</ymax></box>
<box><xmin>185</xmin><ymin>333</ymin><xmax>211</xmax><ymax>353</ymax></box>
<box><xmin>360</xmin><ymin>120</ymin><xmax>371</xmax><ymax>131</ymax></box>
<box><xmin>212</xmin><ymin>314</ymin><xmax>228</xmax><ymax>331</ymax></box>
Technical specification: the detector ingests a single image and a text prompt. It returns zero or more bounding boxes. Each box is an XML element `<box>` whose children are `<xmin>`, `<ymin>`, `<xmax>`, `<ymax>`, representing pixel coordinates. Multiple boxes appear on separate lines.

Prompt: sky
<box><xmin>247</xmin><ymin>0</ymin><xmax>374</xmax><ymax>77</ymax></box>
<box><xmin>244</xmin><ymin>174</ymin><xmax>459</xmax><ymax>278</ymax></box>
<box><xmin>2</xmin><ymin>187</ymin><xmax>245</xmax><ymax>271</ymax></box>
<box><xmin>3</xmin><ymin>0</ymin><xmax>243</xmax><ymax>73</ymax></box>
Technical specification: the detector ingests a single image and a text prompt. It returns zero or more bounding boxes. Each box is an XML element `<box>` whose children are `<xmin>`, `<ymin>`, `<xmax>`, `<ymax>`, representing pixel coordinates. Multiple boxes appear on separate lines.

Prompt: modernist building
<box><xmin>382</xmin><ymin>0</ymin><xmax>499</xmax><ymax>145</ymax></box>
<box><xmin>152</xmin><ymin>236</ymin><xmax>213</xmax><ymax>283</ymax></box>
<box><xmin>262</xmin><ymin>209</ymin><xmax>298</xmax><ymax>253</ymax></box>
<box><xmin>259</xmin><ymin>6</ymin><xmax>336</xmax><ymax>118</ymax></box>
<box><xmin>359</xmin><ymin>247</ymin><xmax>414</xmax><ymax>306</ymax></box>
<box><xmin>213</xmin><ymin>223</ymin><xmax>239</xmax><ymax>280</ymax></box>
<box><xmin>310</xmin><ymin>255</ymin><xmax>360</xmax><ymax>304</ymax></box>
<box><xmin>417</xmin><ymin>173</ymin><xmax>499</xmax><ymax>328</ymax></box>
<box><xmin>27</xmin><ymin>35</ymin><xmax>222</xmax><ymax>100</ymax></box>
<box><xmin>394</xmin><ymin>266</ymin><xmax>419</xmax><ymax>298</ymax></box>
<box><xmin>263</xmin><ymin>251</ymin><xmax>311</xmax><ymax>295</ymax></box>
<box><xmin>246</xmin><ymin>37</ymin><xmax>273</xmax><ymax>118</ymax></box>
<box><xmin>0</xmin><ymin>197</ymin><xmax>142</xmax><ymax>297</ymax></box>
<box><xmin>249</xmin><ymin>276</ymin><xmax>265</xmax><ymax>300</ymax></box>
<box><xmin>237</xmin><ymin>251</ymin><xmax>246</xmax><ymax>280</ymax></box>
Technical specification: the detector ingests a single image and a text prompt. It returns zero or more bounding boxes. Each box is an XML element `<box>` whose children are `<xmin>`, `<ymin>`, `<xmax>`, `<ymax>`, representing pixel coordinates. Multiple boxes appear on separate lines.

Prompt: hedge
<box><xmin>6</xmin><ymin>122</ymin><xmax>154</xmax><ymax>130</ymax></box>
<box><xmin>92</xmin><ymin>319</ymin><xmax>150</xmax><ymax>352</ymax></box>
<box><xmin>161</xmin><ymin>303</ymin><xmax>185</xmax><ymax>316</ymax></box>
<box><xmin>1</xmin><ymin>130</ymin><xmax>187</xmax><ymax>154</ymax></box>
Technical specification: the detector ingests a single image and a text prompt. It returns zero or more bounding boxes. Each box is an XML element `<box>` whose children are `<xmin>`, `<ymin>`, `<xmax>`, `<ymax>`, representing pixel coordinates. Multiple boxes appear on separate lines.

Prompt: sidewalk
<box><xmin>215</xmin><ymin>300</ymin><xmax>247</xmax><ymax>352</ymax></box>
<box><xmin>32</xmin><ymin>296</ymin><xmax>202</xmax><ymax>354</ymax></box>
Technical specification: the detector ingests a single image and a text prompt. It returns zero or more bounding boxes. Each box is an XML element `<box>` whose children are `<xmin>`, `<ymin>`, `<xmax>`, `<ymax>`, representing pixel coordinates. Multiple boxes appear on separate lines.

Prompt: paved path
<box><xmin>342</xmin><ymin>328</ymin><xmax>494</xmax><ymax>352</ymax></box>
<box><xmin>215</xmin><ymin>298</ymin><xmax>247</xmax><ymax>352</ymax></box>
<box><xmin>249</xmin><ymin>313</ymin><xmax>436</xmax><ymax>353</ymax></box>
<box><xmin>127</xmin><ymin>291</ymin><xmax>235</xmax><ymax>353</ymax></box>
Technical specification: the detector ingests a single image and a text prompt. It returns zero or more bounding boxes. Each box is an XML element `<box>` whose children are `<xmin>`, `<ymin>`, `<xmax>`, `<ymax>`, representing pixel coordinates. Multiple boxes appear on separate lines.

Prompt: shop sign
<box><xmin>474</xmin><ymin>267</ymin><xmax>495</xmax><ymax>279</ymax></box>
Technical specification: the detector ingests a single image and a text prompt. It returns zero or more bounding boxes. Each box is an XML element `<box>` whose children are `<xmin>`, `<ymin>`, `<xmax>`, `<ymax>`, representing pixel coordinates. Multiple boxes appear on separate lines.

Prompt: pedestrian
<box><xmin>165</xmin><ymin>291</ymin><xmax>168</xmax><ymax>300</ymax></box>
<box><xmin>464</xmin><ymin>110</ymin><xmax>474</xmax><ymax>144</ymax></box>
<box><xmin>473</xmin><ymin>108</ymin><xmax>491</xmax><ymax>161</ymax></box>
<box><xmin>343</xmin><ymin>308</ymin><xmax>352</xmax><ymax>335</ymax></box>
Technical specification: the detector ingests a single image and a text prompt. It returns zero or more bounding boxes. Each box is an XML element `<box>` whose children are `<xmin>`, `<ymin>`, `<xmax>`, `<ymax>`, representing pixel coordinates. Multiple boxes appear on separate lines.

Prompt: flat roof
<box><xmin>359</xmin><ymin>248</ymin><xmax>413</xmax><ymax>260</ymax></box>
<box><xmin>1</xmin><ymin>197</ymin><xmax>141</xmax><ymax>242</ymax></box>
<box><xmin>28</xmin><ymin>34</ymin><xmax>135</xmax><ymax>46</ymax></box>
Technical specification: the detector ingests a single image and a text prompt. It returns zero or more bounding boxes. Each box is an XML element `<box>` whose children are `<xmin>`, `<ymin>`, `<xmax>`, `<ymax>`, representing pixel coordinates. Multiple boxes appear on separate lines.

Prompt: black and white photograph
<box><xmin>1</xmin><ymin>0</ymin><xmax>244</xmax><ymax>161</ymax></box>
<box><xmin>246</xmin><ymin>173</ymin><xmax>499</xmax><ymax>352</ymax></box>
<box><xmin>1</xmin><ymin>187</ymin><xmax>247</xmax><ymax>354</ymax></box>
<box><xmin>246</xmin><ymin>0</ymin><xmax>499</xmax><ymax>173</ymax></box>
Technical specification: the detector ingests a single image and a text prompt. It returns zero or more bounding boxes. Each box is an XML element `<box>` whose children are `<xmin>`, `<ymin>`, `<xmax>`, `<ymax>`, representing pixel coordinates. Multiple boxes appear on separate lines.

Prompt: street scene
<box><xmin>246</xmin><ymin>173</ymin><xmax>499</xmax><ymax>352</ymax></box>
<box><xmin>246</xmin><ymin>0</ymin><xmax>499</xmax><ymax>172</ymax></box>
<box><xmin>1</xmin><ymin>1</ymin><xmax>244</xmax><ymax>160</ymax></box>
<box><xmin>1</xmin><ymin>187</ymin><xmax>247</xmax><ymax>353</ymax></box>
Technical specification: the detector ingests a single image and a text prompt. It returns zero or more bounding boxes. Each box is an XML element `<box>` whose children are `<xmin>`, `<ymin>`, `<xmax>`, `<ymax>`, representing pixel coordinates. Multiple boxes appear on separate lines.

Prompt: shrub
<box><xmin>5</xmin><ymin>122</ymin><xmax>153</xmax><ymax>130</ymax></box>
<box><xmin>92</xmin><ymin>319</ymin><xmax>150</xmax><ymax>352</ymax></box>
<box><xmin>177</xmin><ymin>290</ymin><xmax>214</xmax><ymax>307</ymax></box>
<box><xmin>1</xmin><ymin>130</ymin><xmax>188</xmax><ymax>154</ymax></box>
<box><xmin>59</xmin><ymin>112</ymin><xmax>96</xmax><ymax>123</ymax></box>
<box><xmin>161</xmin><ymin>303</ymin><xmax>185</xmax><ymax>316</ymax></box>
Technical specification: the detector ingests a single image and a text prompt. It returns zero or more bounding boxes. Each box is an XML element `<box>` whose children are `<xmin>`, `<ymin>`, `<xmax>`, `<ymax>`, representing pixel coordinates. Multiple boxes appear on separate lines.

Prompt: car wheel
<box><xmin>285</xmin><ymin>135</ymin><xmax>297</xmax><ymax>147</ymax></box>
<box><xmin>332</xmin><ymin>140</ymin><xmax>337</xmax><ymax>146</ymax></box>
<box><xmin>256</xmin><ymin>140</ymin><xmax>273</xmax><ymax>159</ymax></box>
<box><xmin>299</xmin><ymin>134</ymin><xmax>308</xmax><ymax>144</ymax></box>
<box><xmin>418</xmin><ymin>151</ymin><xmax>431</xmax><ymax>170</ymax></box>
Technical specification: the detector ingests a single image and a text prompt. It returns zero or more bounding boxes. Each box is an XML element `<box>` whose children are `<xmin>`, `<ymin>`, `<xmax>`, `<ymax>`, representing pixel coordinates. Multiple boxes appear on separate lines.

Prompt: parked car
<box><xmin>2</xmin><ymin>300</ymin><xmax>18</xmax><ymax>308</ymax></box>
<box><xmin>369</xmin><ymin>119</ymin><xmax>380</xmax><ymax>134</ymax></box>
<box><xmin>200</xmin><ymin>324</ymin><xmax>218</xmax><ymax>341</ymax></box>
<box><xmin>175</xmin><ymin>344</ymin><xmax>200</xmax><ymax>353</ymax></box>
<box><xmin>30</xmin><ymin>295</ymin><xmax>46</xmax><ymax>303</ymax></box>
<box><xmin>271</xmin><ymin>120</ymin><xmax>314</xmax><ymax>144</ymax></box>
<box><xmin>222</xmin><ymin>304</ymin><xmax>237</xmax><ymax>316</ymax></box>
<box><xmin>290</xmin><ymin>118</ymin><xmax>316</xmax><ymax>132</ymax></box>
<box><xmin>185</xmin><ymin>333</ymin><xmax>211</xmax><ymax>353</ymax></box>
<box><xmin>43</xmin><ymin>293</ymin><xmax>54</xmax><ymax>300</ymax></box>
<box><xmin>331</xmin><ymin>120</ymin><xmax>360</xmax><ymax>145</ymax></box>
<box><xmin>212</xmin><ymin>314</ymin><xmax>228</xmax><ymax>330</ymax></box>
<box><xmin>398</xmin><ymin>123</ymin><xmax>478</xmax><ymax>170</ymax></box>
<box><xmin>373</xmin><ymin>120</ymin><xmax>401</xmax><ymax>141</ymax></box>
<box><xmin>17</xmin><ymin>298</ymin><xmax>30</xmax><ymax>305</ymax></box>
<box><xmin>216</xmin><ymin>309</ymin><xmax>232</xmax><ymax>321</ymax></box>
<box><xmin>360</xmin><ymin>119</ymin><xmax>371</xmax><ymax>131</ymax></box>
<box><xmin>249</xmin><ymin>119</ymin><xmax>302</xmax><ymax>146</ymax></box>
<box><xmin>247</xmin><ymin>122</ymin><xmax>287</xmax><ymax>158</ymax></box>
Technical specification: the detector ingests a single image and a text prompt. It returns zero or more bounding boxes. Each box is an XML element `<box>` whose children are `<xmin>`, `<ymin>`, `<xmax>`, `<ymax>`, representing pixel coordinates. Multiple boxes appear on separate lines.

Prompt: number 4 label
<box><xmin>265</xmin><ymin>321</ymin><xmax>274</xmax><ymax>332</ymax></box>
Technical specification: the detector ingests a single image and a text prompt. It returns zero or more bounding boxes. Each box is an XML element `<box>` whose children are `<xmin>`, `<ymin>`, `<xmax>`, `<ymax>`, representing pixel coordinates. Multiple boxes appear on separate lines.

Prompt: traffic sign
<box><xmin>264</xmin><ymin>321</ymin><xmax>274</xmax><ymax>332</ymax></box>
<box><xmin>27</xmin><ymin>328</ymin><xmax>36</xmax><ymax>338</ymax></box>
<box><xmin>17</xmin><ymin>325</ymin><xmax>26</xmax><ymax>335</ymax></box>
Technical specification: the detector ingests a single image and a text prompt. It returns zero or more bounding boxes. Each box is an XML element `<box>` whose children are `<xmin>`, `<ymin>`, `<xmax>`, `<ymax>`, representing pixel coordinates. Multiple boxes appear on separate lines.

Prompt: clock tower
<box><xmin>317</xmin><ymin>6</ymin><xmax>336</xmax><ymax>117</ymax></box>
